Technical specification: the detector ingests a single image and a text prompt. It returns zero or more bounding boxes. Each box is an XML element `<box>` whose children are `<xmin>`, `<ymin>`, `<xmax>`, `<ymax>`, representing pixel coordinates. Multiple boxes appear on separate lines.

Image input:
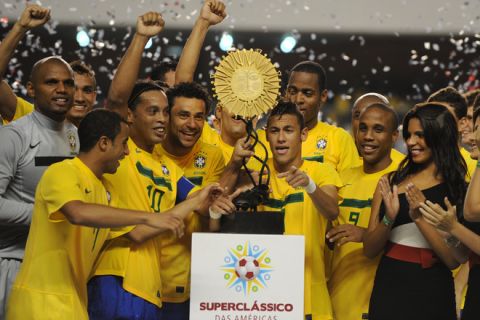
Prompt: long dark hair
<box><xmin>390</xmin><ymin>102</ymin><xmax>468</xmax><ymax>206</ymax></box>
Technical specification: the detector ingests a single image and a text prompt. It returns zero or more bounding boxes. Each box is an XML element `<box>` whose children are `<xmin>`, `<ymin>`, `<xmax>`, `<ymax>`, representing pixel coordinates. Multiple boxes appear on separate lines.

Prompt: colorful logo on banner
<box><xmin>221</xmin><ymin>241</ymin><xmax>273</xmax><ymax>296</ymax></box>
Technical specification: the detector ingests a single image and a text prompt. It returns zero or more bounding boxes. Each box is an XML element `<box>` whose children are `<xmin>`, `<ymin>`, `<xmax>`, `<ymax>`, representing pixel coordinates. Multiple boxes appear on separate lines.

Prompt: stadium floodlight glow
<box><xmin>76</xmin><ymin>30</ymin><xmax>90</xmax><ymax>47</ymax></box>
<box><xmin>145</xmin><ymin>38</ymin><xmax>153</xmax><ymax>49</ymax></box>
<box><xmin>280</xmin><ymin>35</ymin><xmax>297</xmax><ymax>53</ymax></box>
<box><xmin>219</xmin><ymin>33</ymin><xmax>234</xmax><ymax>51</ymax></box>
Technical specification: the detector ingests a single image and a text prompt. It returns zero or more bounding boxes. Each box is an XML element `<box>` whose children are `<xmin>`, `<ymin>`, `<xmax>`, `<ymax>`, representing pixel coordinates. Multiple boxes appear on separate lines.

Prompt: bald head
<box><xmin>30</xmin><ymin>56</ymin><xmax>73</xmax><ymax>85</ymax></box>
<box><xmin>351</xmin><ymin>93</ymin><xmax>389</xmax><ymax>136</ymax></box>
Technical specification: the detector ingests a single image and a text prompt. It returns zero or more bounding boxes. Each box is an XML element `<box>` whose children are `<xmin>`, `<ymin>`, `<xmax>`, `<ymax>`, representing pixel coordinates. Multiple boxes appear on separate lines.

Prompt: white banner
<box><xmin>190</xmin><ymin>233</ymin><xmax>305</xmax><ymax>320</ymax></box>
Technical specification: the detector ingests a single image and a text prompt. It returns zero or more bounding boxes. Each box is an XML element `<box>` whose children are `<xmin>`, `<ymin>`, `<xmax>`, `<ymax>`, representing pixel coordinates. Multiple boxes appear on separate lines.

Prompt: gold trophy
<box><xmin>212</xmin><ymin>49</ymin><xmax>282</xmax><ymax>233</ymax></box>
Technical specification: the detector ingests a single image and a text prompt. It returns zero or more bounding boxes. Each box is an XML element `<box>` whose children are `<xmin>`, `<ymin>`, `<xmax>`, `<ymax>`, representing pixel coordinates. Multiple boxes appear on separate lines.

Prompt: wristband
<box><xmin>209</xmin><ymin>207</ymin><xmax>222</xmax><ymax>220</ymax></box>
<box><xmin>304</xmin><ymin>176</ymin><xmax>317</xmax><ymax>194</ymax></box>
<box><xmin>382</xmin><ymin>215</ymin><xmax>394</xmax><ymax>227</ymax></box>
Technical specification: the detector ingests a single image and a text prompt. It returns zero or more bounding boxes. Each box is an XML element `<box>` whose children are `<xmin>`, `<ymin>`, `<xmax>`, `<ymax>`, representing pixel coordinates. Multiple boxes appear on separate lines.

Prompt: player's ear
<box><xmin>98</xmin><ymin>136</ymin><xmax>110</xmax><ymax>152</ymax></box>
<box><xmin>26</xmin><ymin>81</ymin><xmax>35</xmax><ymax>99</ymax></box>
<box><xmin>300</xmin><ymin>127</ymin><xmax>308</xmax><ymax>142</ymax></box>
<box><xmin>127</xmin><ymin>108</ymin><xmax>134</xmax><ymax>124</ymax></box>
<box><xmin>391</xmin><ymin>129</ymin><xmax>399</xmax><ymax>145</ymax></box>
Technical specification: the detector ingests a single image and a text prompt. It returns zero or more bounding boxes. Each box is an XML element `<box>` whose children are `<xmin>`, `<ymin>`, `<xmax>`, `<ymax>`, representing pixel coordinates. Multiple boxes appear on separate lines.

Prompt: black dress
<box><xmin>369</xmin><ymin>183</ymin><xmax>457</xmax><ymax>320</ymax></box>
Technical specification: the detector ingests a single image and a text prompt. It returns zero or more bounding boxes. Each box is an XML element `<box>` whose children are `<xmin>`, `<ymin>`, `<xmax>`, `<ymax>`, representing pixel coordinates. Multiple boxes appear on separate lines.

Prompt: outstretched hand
<box><xmin>209</xmin><ymin>187</ymin><xmax>248</xmax><ymax>217</ymax></box>
<box><xmin>277</xmin><ymin>166</ymin><xmax>310</xmax><ymax>189</ymax></box>
<box><xmin>136</xmin><ymin>12</ymin><xmax>165</xmax><ymax>37</ymax></box>
<box><xmin>146</xmin><ymin>213</ymin><xmax>185</xmax><ymax>238</ymax></box>
<box><xmin>200</xmin><ymin>0</ymin><xmax>227</xmax><ymax>26</ymax></box>
<box><xmin>17</xmin><ymin>4</ymin><xmax>51</xmax><ymax>30</ymax></box>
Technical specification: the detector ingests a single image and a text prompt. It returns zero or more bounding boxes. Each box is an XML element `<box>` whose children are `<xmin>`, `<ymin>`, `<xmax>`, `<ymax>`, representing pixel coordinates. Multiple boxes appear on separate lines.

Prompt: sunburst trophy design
<box><xmin>212</xmin><ymin>49</ymin><xmax>281</xmax><ymax>119</ymax></box>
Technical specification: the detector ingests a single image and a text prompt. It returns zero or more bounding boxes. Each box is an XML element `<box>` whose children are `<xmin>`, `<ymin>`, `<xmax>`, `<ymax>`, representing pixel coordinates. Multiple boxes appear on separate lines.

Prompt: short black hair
<box><xmin>69</xmin><ymin>60</ymin><xmax>96</xmax><ymax>87</ymax></box>
<box><xmin>128</xmin><ymin>79</ymin><xmax>166</xmax><ymax>111</ymax></box>
<box><xmin>167</xmin><ymin>82</ymin><xmax>212</xmax><ymax>115</ymax></box>
<box><xmin>427</xmin><ymin>86</ymin><xmax>468</xmax><ymax>120</ymax></box>
<box><xmin>79</xmin><ymin>109</ymin><xmax>127</xmax><ymax>152</ymax></box>
<box><xmin>360</xmin><ymin>103</ymin><xmax>399</xmax><ymax>133</ymax></box>
<box><xmin>267</xmin><ymin>101</ymin><xmax>305</xmax><ymax>129</ymax></box>
<box><xmin>150</xmin><ymin>60</ymin><xmax>178</xmax><ymax>82</ymax></box>
<box><xmin>464</xmin><ymin>89</ymin><xmax>480</xmax><ymax>107</ymax></box>
<box><xmin>290</xmin><ymin>61</ymin><xmax>327</xmax><ymax>91</ymax></box>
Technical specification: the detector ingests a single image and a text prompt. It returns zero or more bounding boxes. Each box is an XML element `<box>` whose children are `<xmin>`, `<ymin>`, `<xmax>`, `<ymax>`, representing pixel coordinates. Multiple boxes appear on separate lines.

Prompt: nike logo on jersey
<box><xmin>29</xmin><ymin>141</ymin><xmax>40</xmax><ymax>148</ymax></box>
<box><xmin>85</xmin><ymin>188</ymin><xmax>92</xmax><ymax>194</ymax></box>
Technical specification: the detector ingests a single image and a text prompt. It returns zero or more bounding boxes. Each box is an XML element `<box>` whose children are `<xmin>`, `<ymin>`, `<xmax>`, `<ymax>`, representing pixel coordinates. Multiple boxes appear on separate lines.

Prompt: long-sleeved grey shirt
<box><xmin>0</xmin><ymin>110</ymin><xmax>79</xmax><ymax>259</ymax></box>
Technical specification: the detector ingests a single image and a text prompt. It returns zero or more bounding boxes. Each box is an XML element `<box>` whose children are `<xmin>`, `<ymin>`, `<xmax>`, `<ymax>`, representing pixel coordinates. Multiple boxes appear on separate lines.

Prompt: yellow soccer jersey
<box><xmin>7</xmin><ymin>158</ymin><xmax>111</xmax><ymax>320</ymax></box>
<box><xmin>92</xmin><ymin>139</ymin><xmax>186</xmax><ymax>308</ymax></box>
<box><xmin>155</xmin><ymin>140</ymin><xmax>225</xmax><ymax>187</ymax></box>
<box><xmin>258</xmin><ymin>159</ymin><xmax>342</xmax><ymax>320</ymax></box>
<box><xmin>303</xmin><ymin>121</ymin><xmax>361</xmax><ymax>172</ymax></box>
<box><xmin>200</xmin><ymin>121</ymin><xmax>269</xmax><ymax>172</ymax></box>
<box><xmin>1</xmin><ymin>97</ymin><xmax>34</xmax><ymax>125</ymax></box>
<box><xmin>461</xmin><ymin>147</ymin><xmax>477</xmax><ymax>179</ymax></box>
<box><xmin>328</xmin><ymin>160</ymin><xmax>398</xmax><ymax>320</ymax></box>
<box><xmin>390</xmin><ymin>148</ymin><xmax>405</xmax><ymax>164</ymax></box>
<box><xmin>154</xmin><ymin>141</ymin><xmax>225</xmax><ymax>302</ymax></box>
<box><xmin>200</xmin><ymin>121</ymin><xmax>221</xmax><ymax>146</ymax></box>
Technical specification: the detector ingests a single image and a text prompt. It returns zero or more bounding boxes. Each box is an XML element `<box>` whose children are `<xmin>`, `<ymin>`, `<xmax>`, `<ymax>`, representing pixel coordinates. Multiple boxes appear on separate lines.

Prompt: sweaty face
<box><xmin>129</xmin><ymin>90</ymin><xmax>169</xmax><ymax>149</ymax></box>
<box><xmin>267</xmin><ymin>114</ymin><xmax>307</xmax><ymax>172</ymax></box>
<box><xmin>169</xmin><ymin>97</ymin><xmax>206</xmax><ymax>149</ymax></box>
<box><xmin>406</xmin><ymin>118</ymin><xmax>432</xmax><ymax>165</ymax></box>
<box><xmin>105</xmin><ymin>122</ymin><xmax>130</xmax><ymax>174</ymax></box>
<box><xmin>29</xmin><ymin>60</ymin><xmax>75</xmax><ymax>122</ymax></box>
<box><xmin>357</xmin><ymin>108</ymin><xmax>397</xmax><ymax>167</ymax></box>
<box><xmin>285</xmin><ymin>71</ymin><xmax>326</xmax><ymax>129</ymax></box>
<box><xmin>66</xmin><ymin>73</ymin><xmax>96</xmax><ymax>124</ymax></box>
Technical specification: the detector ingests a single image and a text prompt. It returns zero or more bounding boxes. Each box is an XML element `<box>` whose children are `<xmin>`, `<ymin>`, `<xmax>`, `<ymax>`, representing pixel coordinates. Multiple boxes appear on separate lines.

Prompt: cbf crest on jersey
<box><xmin>193</xmin><ymin>152</ymin><xmax>207</xmax><ymax>169</ymax></box>
<box><xmin>316</xmin><ymin>137</ymin><xmax>327</xmax><ymax>150</ymax></box>
<box><xmin>67</xmin><ymin>130</ymin><xmax>77</xmax><ymax>154</ymax></box>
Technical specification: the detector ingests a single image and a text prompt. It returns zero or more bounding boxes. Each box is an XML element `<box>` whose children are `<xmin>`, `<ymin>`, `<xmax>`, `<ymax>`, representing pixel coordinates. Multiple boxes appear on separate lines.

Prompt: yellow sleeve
<box><xmin>326</xmin><ymin>128</ymin><xmax>361</xmax><ymax>172</ymax></box>
<box><xmin>314</xmin><ymin>163</ymin><xmax>343</xmax><ymax>189</ymax></box>
<box><xmin>1</xmin><ymin>97</ymin><xmax>34</xmax><ymax>125</ymax></box>
<box><xmin>201</xmin><ymin>121</ymin><xmax>220</xmax><ymax>145</ymax></box>
<box><xmin>12</xmin><ymin>97</ymin><xmax>34</xmax><ymax>122</ymax></box>
<box><xmin>39</xmin><ymin>163</ymin><xmax>85</xmax><ymax>222</ymax></box>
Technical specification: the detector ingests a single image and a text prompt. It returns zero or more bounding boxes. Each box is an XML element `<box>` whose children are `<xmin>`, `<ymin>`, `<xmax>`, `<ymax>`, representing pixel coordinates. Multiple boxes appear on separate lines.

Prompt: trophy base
<box><xmin>219</xmin><ymin>211</ymin><xmax>284</xmax><ymax>235</ymax></box>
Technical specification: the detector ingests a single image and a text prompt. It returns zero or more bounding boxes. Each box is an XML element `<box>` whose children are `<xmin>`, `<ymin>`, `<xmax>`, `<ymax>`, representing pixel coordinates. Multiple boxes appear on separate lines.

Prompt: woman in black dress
<box><xmin>420</xmin><ymin>106</ymin><xmax>480</xmax><ymax>320</ymax></box>
<box><xmin>363</xmin><ymin>102</ymin><xmax>468</xmax><ymax>320</ymax></box>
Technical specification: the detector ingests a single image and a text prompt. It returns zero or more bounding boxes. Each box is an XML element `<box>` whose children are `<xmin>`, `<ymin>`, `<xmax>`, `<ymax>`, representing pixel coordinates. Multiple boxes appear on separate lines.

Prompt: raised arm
<box><xmin>278</xmin><ymin>166</ymin><xmax>339</xmax><ymax>220</ymax></box>
<box><xmin>126</xmin><ymin>183</ymin><xmax>222</xmax><ymax>243</ymax></box>
<box><xmin>0</xmin><ymin>4</ymin><xmax>50</xmax><ymax>121</ymax></box>
<box><xmin>106</xmin><ymin>12</ymin><xmax>164</xmax><ymax>119</ymax></box>
<box><xmin>175</xmin><ymin>0</ymin><xmax>226</xmax><ymax>83</ymax></box>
